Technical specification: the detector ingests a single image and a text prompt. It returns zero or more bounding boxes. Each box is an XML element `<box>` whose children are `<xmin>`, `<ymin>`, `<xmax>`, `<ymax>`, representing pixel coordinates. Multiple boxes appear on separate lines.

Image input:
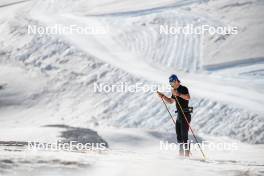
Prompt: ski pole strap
<box><xmin>175</xmin><ymin>107</ymin><xmax>193</xmax><ymax>113</ymax></box>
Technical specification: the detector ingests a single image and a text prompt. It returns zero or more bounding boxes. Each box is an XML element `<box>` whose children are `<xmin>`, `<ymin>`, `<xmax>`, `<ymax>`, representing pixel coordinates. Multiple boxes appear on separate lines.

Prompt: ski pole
<box><xmin>159</xmin><ymin>95</ymin><xmax>176</xmax><ymax>125</ymax></box>
<box><xmin>158</xmin><ymin>93</ymin><xmax>193</xmax><ymax>157</ymax></box>
<box><xmin>174</xmin><ymin>96</ymin><xmax>207</xmax><ymax>160</ymax></box>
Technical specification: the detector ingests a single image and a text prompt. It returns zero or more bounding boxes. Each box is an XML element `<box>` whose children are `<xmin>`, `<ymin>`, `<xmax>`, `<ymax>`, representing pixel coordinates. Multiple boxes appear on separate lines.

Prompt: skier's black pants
<box><xmin>175</xmin><ymin>113</ymin><xmax>191</xmax><ymax>144</ymax></box>
<box><xmin>176</xmin><ymin>113</ymin><xmax>191</xmax><ymax>154</ymax></box>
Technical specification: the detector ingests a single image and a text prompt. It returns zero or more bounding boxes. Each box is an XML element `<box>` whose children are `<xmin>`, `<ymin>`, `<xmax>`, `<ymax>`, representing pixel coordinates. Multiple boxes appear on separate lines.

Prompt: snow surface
<box><xmin>0</xmin><ymin>0</ymin><xmax>264</xmax><ymax>175</ymax></box>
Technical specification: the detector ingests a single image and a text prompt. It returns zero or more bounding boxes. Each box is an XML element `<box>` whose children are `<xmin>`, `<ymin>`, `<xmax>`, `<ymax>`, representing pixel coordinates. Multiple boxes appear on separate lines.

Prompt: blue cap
<box><xmin>169</xmin><ymin>74</ymin><xmax>180</xmax><ymax>83</ymax></box>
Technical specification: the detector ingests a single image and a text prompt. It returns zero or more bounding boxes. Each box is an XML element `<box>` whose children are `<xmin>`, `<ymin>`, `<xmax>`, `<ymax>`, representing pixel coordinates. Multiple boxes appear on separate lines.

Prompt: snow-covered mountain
<box><xmin>0</xmin><ymin>0</ymin><xmax>263</xmax><ymax>175</ymax></box>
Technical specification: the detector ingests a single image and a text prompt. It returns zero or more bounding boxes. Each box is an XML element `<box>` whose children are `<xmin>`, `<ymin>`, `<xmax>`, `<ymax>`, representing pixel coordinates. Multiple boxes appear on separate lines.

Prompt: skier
<box><xmin>157</xmin><ymin>74</ymin><xmax>191</xmax><ymax>157</ymax></box>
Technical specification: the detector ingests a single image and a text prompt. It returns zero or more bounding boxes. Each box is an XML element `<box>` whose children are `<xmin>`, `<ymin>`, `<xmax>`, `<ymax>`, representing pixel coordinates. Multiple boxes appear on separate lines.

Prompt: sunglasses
<box><xmin>169</xmin><ymin>81</ymin><xmax>176</xmax><ymax>86</ymax></box>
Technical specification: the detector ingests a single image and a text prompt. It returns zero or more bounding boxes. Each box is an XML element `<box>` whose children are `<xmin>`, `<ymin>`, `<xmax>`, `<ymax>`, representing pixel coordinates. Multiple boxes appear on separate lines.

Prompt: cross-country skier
<box><xmin>157</xmin><ymin>74</ymin><xmax>191</xmax><ymax>157</ymax></box>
